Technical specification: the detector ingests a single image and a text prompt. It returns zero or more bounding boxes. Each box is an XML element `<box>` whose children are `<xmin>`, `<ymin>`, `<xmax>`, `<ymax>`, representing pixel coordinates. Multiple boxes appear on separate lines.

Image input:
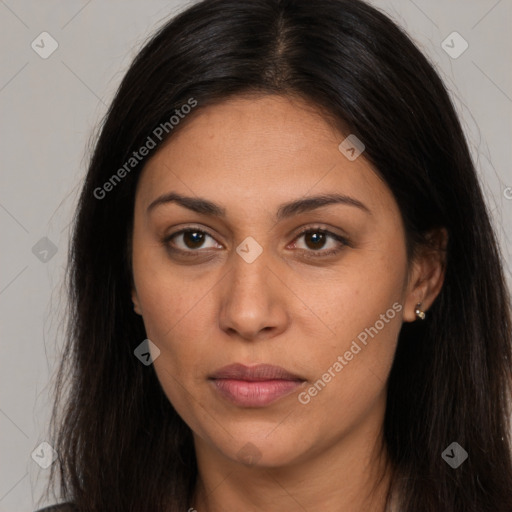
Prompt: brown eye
<box><xmin>292</xmin><ymin>228</ymin><xmax>348</xmax><ymax>257</ymax></box>
<box><xmin>182</xmin><ymin>230</ymin><xmax>207</xmax><ymax>249</ymax></box>
<box><xmin>164</xmin><ymin>229</ymin><xmax>221</xmax><ymax>254</ymax></box>
<box><xmin>303</xmin><ymin>231</ymin><xmax>328</xmax><ymax>250</ymax></box>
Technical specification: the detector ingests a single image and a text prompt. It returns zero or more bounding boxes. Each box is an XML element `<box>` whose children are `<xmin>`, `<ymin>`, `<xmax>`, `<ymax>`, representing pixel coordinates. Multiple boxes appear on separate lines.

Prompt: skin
<box><xmin>131</xmin><ymin>94</ymin><xmax>446</xmax><ymax>512</ymax></box>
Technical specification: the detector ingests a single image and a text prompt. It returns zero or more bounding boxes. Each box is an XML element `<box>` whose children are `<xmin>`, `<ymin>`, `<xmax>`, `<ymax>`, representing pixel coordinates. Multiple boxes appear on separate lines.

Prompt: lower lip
<box><xmin>210</xmin><ymin>379</ymin><xmax>304</xmax><ymax>407</ymax></box>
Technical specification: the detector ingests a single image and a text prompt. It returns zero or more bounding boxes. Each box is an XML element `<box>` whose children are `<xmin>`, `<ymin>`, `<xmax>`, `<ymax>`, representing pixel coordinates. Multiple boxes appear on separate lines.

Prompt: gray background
<box><xmin>1</xmin><ymin>1</ymin><xmax>511</xmax><ymax>510</ymax></box>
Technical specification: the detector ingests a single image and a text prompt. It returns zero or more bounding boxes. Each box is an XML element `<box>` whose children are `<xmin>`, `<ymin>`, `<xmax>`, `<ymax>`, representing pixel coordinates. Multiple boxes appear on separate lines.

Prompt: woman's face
<box><xmin>131</xmin><ymin>94</ymin><xmax>419</xmax><ymax>468</ymax></box>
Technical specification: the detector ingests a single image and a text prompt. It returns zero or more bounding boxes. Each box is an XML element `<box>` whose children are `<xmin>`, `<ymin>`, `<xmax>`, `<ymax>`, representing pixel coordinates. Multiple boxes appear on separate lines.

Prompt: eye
<box><xmin>164</xmin><ymin>228</ymin><xmax>221</xmax><ymax>253</ymax></box>
<box><xmin>290</xmin><ymin>227</ymin><xmax>349</xmax><ymax>258</ymax></box>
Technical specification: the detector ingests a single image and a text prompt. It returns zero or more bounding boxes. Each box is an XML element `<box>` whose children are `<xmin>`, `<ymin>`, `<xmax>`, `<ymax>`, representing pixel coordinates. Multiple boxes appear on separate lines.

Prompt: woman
<box><xmin>37</xmin><ymin>0</ymin><xmax>512</xmax><ymax>510</ymax></box>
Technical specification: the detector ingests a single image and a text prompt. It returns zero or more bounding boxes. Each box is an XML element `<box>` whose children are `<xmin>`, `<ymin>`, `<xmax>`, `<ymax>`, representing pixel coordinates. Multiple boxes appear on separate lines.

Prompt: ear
<box><xmin>132</xmin><ymin>287</ymin><xmax>143</xmax><ymax>316</ymax></box>
<box><xmin>402</xmin><ymin>228</ymin><xmax>448</xmax><ymax>323</ymax></box>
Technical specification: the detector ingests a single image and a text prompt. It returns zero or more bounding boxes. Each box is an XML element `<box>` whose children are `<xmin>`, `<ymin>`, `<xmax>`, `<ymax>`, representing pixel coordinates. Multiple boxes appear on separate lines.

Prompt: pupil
<box><xmin>185</xmin><ymin>231</ymin><xmax>204</xmax><ymax>249</ymax></box>
<box><xmin>306</xmin><ymin>232</ymin><xmax>325</xmax><ymax>250</ymax></box>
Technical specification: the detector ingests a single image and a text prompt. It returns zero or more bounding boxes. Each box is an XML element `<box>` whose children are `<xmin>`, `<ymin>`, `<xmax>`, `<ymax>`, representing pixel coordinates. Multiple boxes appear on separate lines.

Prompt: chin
<box><xmin>210</xmin><ymin>429</ymin><xmax>311</xmax><ymax>468</ymax></box>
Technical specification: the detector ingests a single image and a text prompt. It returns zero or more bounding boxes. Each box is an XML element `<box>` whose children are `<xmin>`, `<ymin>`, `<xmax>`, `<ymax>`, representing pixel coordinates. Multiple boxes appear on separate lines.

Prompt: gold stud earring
<box><xmin>415</xmin><ymin>303</ymin><xmax>426</xmax><ymax>320</ymax></box>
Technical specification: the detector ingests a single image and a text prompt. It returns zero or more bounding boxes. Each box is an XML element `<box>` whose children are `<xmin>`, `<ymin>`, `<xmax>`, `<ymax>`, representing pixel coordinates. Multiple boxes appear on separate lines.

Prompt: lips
<box><xmin>210</xmin><ymin>363</ymin><xmax>303</xmax><ymax>381</ymax></box>
<box><xmin>209</xmin><ymin>363</ymin><xmax>306</xmax><ymax>407</ymax></box>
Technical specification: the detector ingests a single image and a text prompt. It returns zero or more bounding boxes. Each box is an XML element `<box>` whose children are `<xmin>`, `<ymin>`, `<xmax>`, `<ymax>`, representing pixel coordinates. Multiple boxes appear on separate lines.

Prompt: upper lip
<box><xmin>209</xmin><ymin>363</ymin><xmax>304</xmax><ymax>381</ymax></box>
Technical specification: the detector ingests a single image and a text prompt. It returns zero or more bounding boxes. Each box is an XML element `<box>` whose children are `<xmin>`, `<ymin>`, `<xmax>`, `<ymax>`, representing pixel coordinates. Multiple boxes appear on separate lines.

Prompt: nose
<box><xmin>218</xmin><ymin>247</ymin><xmax>289</xmax><ymax>342</ymax></box>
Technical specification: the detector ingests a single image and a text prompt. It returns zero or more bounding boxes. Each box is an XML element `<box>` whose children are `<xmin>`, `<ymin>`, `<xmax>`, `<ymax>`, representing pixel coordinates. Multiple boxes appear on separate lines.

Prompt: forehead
<box><xmin>136</xmin><ymin>94</ymin><xmax>394</xmax><ymax>218</ymax></box>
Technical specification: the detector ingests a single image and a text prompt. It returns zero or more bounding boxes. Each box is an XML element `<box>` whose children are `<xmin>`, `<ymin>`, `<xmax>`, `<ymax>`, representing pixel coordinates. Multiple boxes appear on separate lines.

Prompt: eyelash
<box><xmin>162</xmin><ymin>225</ymin><xmax>350</xmax><ymax>259</ymax></box>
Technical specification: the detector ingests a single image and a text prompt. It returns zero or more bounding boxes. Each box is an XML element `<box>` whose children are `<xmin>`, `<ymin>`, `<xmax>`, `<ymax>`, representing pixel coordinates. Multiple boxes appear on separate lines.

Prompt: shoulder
<box><xmin>34</xmin><ymin>504</ymin><xmax>78</xmax><ymax>512</ymax></box>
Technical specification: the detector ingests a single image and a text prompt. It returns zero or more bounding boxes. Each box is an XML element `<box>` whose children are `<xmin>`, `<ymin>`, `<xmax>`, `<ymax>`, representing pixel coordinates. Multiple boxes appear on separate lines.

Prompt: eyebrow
<box><xmin>147</xmin><ymin>191</ymin><xmax>371</xmax><ymax>220</ymax></box>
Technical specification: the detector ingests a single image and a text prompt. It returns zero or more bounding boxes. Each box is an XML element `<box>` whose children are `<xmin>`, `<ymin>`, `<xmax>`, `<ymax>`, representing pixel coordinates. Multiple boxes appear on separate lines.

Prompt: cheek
<box><xmin>298</xmin><ymin>247</ymin><xmax>405</xmax><ymax>402</ymax></box>
<box><xmin>135</xmin><ymin>273</ymin><xmax>211</xmax><ymax>425</ymax></box>
<box><xmin>131</xmin><ymin>247</ymin><xmax>207</xmax><ymax>384</ymax></box>
<box><xmin>295</xmin><ymin>303</ymin><xmax>402</xmax><ymax>440</ymax></box>
<box><xmin>132</xmin><ymin>233</ymin><xmax>207</xmax><ymax>337</ymax></box>
<box><xmin>310</xmin><ymin>245</ymin><xmax>406</xmax><ymax>339</ymax></box>
<box><xmin>136</xmin><ymin>280</ymin><xmax>207</xmax><ymax>360</ymax></box>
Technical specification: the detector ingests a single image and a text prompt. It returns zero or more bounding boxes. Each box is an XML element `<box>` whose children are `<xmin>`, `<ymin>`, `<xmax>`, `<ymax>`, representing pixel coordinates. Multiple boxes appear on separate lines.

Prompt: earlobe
<box><xmin>403</xmin><ymin>228</ymin><xmax>448</xmax><ymax>323</ymax></box>
<box><xmin>131</xmin><ymin>289</ymin><xmax>143</xmax><ymax>316</ymax></box>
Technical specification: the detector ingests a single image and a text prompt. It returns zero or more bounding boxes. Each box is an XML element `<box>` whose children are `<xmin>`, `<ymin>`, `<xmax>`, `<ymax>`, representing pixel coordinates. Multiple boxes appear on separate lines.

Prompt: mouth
<box><xmin>209</xmin><ymin>363</ymin><xmax>306</xmax><ymax>407</ymax></box>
